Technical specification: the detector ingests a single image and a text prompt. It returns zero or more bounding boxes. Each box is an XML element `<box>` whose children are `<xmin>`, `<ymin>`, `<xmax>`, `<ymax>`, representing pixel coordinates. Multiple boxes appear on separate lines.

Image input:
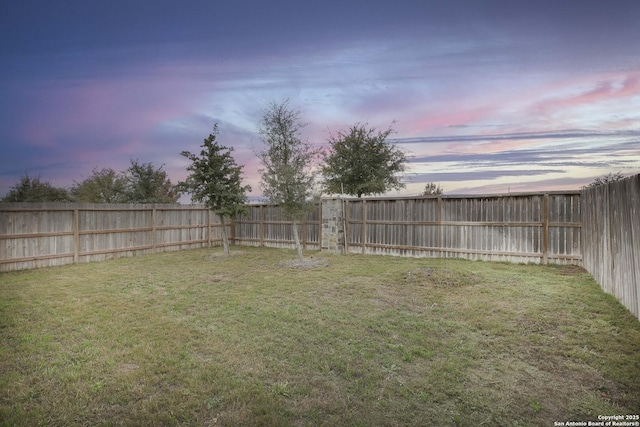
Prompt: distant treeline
<box><xmin>1</xmin><ymin>160</ymin><xmax>178</xmax><ymax>204</ymax></box>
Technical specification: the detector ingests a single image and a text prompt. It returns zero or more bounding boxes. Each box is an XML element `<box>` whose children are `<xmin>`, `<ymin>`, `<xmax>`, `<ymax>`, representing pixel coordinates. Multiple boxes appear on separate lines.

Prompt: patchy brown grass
<box><xmin>1</xmin><ymin>247</ymin><xmax>639</xmax><ymax>426</ymax></box>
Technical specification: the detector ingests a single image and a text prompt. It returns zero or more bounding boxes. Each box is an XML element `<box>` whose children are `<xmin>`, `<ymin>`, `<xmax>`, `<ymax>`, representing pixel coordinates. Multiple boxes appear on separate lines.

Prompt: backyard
<box><xmin>1</xmin><ymin>246</ymin><xmax>639</xmax><ymax>426</ymax></box>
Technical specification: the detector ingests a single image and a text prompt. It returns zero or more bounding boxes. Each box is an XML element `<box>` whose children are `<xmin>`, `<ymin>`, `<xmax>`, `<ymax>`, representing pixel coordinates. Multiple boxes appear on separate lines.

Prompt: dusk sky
<box><xmin>1</xmin><ymin>0</ymin><xmax>639</xmax><ymax>200</ymax></box>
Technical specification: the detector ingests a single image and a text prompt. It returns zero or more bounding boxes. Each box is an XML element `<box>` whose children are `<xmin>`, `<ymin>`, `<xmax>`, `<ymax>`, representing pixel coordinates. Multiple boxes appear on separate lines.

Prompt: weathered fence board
<box><xmin>345</xmin><ymin>192</ymin><xmax>582</xmax><ymax>264</ymax></box>
<box><xmin>233</xmin><ymin>204</ymin><xmax>321</xmax><ymax>250</ymax></box>
<box><xmin>582</xmin><ymin>174</ymin><xmax>640</xmax><ymax>319</ymax></box>
<box><xmin>0</xmin><ymin>203</ymin><xmax>223</xmax><ymax>272</ymax></box>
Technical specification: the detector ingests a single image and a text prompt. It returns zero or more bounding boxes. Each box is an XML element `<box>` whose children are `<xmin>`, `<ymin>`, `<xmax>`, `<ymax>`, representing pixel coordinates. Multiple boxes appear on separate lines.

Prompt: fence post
<box><xmin>230</xmin><ymin>216</ymin><xmax>236</xmax><ymax>246</ymax></box>
<box><xmin>318</xmin><ymin>202</ymin><xmax>322</xmax><ymax>250</ymax></box>
<box><xmin>302</xmin><ymin>215</ymin><xmax>307</xmax><ymax>250</ymax></box>
<box><xmin>344</xmin><ymin>199</ymin><xmax>349</xmax><ymax>253</ymax></box>
<box><xmin>259</xmin><ymin>205</ymin><xmax>265</xmax><ymax>247</ymax></box>
<box><xmin>207</xmin><ymin>209</ymin><xmax>212</xmax><ymax>248</ymax></box>
<box><xmin>320</xmin><ymin>197</ymin><xmax>346</xmax><ymax>254</ymax></box>
<box><xmin>361</xmin><ymin>199</ymin><xmax>366</xmax><ymax>254</ymax></box>
<box><xmin>542</xmin><ymin>194</ymin><xmax>549</xmax><ymax>264</ymax></box>
<box><xmin>151</xmin><ymin>207</ymin><xmax>157</xmax><ymax>253</ymax></box>
<box><xmin>437</xmin><ymin>196</ymin><xmax>443</xmax><ymax>258</ymax></box>
<box><xmin>73</xmin><ymin>209</ymin><xmax>79</xmax><ymax>264</ymax></box>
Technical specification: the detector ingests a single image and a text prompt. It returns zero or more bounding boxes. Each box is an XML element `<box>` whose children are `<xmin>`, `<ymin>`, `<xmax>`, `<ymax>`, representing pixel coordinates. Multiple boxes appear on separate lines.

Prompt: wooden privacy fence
<box><xmin>0</xmin><ymin>203</ymin><xmax>225</xmax><ymax>272</ymax></box>
<box><xmin>0</xmin><ymin>203</ymin><xmax>321</xmax><ymax>272</ymax></box>
<box><xmin>2</xmin><ymin>194</ymin><xmax>582</xmax><ymax>271</ymax></box>
<box><xmin>1</xmin><ymin>195</ymin><xmax>580</xmax><ymax>272</ymax></box>
<box><xmin>233</xmin><ymin>204</ymin><xmax>321</xmax><ymax>250</ymax></box>
<box><xmin>342</xmin><ymin>192</ymin><xmax>582</xmax><ymax>265</ymax></box>
<box><xmin>581</xmin><ymin>174</ymin><xmax>640</xmax><ymax>319</ymax></box>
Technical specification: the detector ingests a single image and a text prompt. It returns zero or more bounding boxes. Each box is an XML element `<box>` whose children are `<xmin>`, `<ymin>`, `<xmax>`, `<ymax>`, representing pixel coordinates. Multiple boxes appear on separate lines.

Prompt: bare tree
<box><xmin>257</xmin><ymin>99</ymin><xmax>319</xmax><ymax>260</ymax></box>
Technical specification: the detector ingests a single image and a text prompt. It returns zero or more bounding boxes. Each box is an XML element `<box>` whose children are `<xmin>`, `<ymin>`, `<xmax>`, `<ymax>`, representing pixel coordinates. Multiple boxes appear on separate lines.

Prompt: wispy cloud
<box><xmin>397</xmin><ymin>129</ymin><xmax>640</xmax><ymax>146</ymax></box>
<box><xmin>530</xmin><ymin>73</ymin><xmax>640</xmax><ymax>117</ymax></box>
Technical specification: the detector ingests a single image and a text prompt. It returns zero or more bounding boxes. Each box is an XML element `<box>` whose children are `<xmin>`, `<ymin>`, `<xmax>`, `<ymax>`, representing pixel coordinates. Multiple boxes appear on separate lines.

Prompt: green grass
<box><xmin>1</xmin><ymin>247</ymin><xmax>639</xmax><ymax>426</ymax></box>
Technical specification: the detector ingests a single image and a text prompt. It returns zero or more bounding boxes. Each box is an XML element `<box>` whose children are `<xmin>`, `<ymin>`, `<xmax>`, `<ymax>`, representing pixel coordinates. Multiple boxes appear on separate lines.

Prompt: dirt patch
<box><xmin>557</xmin><ymin>265</ymin><xmax>588</xmax><ymax>276</ymax></box>
<box><xmin>278</xmin><ymin>257</ymin><xmax>329</xmax><ymax>269</ymax></box>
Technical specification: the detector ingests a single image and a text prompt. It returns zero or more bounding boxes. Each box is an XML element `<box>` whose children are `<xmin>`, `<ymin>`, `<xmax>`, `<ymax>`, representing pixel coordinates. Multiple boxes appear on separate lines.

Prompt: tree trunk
<box><xmin>292</xmin><ymin>219</ymin><xmax>303</xmax><ymax>260</ymax></box>
<box><xmin>220</xmin><ymin>215</ymin><xmax>230</xmax><ymax>255</ymax></box>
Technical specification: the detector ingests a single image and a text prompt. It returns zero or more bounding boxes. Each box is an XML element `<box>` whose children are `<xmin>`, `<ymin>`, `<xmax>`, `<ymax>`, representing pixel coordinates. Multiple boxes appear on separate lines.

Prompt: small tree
<box><xmin>71</xmin><ymin>167</ymin><xmax>127</xmax><ymax>203</ymax></box>
<box><xmin>123</xmin><ymin>160</ymin><xmax>179</xmax><ymax>203</ymax></box>
<box><xmin>421</xmin><ymin>182</ymin><xmax>443</xmax><ymax>196</ymax></box>
<box><xmin>322</xmin><ymin>123</ymin><xmax>406</xmax><ymax>198</ymax></box>
<box><xmin>1</xmin><ymin>175</ymin><xmax>72</xmax><ymax>202</ymax></box>
<box><xmin>178</xmin><ymin>124</ymin><xmax>251</xmax><ymax>255</ymax></box>
<box><xmin>257</xmin><ymin>99</ymin><xmax>319</xmax><ymax>260</ymax></box>
<box><xmin>586</xmin><ymin>172</ymin><xmax>624</xmax><ymax>188</ymax></box>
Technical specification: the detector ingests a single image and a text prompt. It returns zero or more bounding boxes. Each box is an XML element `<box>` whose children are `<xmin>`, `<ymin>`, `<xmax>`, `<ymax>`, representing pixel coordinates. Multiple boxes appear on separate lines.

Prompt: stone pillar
<box><xmin>321</xmin><ymin>197</ymin><xmax>345</xmax><ymax>254</ymax></box>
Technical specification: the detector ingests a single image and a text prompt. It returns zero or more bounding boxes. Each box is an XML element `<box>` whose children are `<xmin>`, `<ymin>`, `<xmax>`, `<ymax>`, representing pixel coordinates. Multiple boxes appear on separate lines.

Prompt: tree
<box><xmin>178</xmin><ymin>124</ymin><xmax>251</xmax><ymax>255</ymax></box>
<box><xmin>586</xmin><ymin>171</ymin><xmax>624</xmax><ymax>188</ymax></box>
<box><xmin>71</xmin><ymin>167</ymin><xmax>127</xmax><ymax>203</ymax></box>
<box><xmin>123</xmin><ymin>160</ymin><xmax>179</xmax><ymax>203</ymax></box>
<box><xmin>322</xmin><ymin>123</ymin><xmax>406</xmax><ymax>198</ymax></box>
<box><xmin>1</xmin><ymin>175</ymin><xmax>72</xmax><ymax>202</ymax></box>
<box><xmin>421</xmin><ymin>182</ymin><xmax>443</xmax><ymax>196</ymax></box>
<box><xmin>257</xmin><ymin>99</ymin><xmax>319</xmax><ymax>260</ymax></box>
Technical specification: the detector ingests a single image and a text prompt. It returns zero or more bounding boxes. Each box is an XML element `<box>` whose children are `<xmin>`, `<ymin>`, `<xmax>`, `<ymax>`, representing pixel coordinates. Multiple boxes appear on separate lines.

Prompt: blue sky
<box><xmin>1</xmin><ymin>0</ymin><xmax>639</xmax><ymax>199</ymax></box>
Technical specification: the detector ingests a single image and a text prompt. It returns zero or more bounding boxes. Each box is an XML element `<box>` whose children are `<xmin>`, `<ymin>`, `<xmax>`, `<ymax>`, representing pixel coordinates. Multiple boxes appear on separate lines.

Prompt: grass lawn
<box><xmin>1</xmin><ymin>246</ymin><xmax>639</xmax><ymax>426</ymax></box>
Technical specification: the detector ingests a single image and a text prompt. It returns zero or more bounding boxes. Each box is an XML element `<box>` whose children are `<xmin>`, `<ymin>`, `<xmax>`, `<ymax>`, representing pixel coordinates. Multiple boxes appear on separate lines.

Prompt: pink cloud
<box><xmin>407</xmin><ymin>106</ymin><xmax>498</xmax><ymax>135</ymax></box>
<box><xmin>529</xmin><ymin>73</ymin><xmax>640</xmax><ymax>116</ymax></box>
<box><xmin>618</xmin><ymin>74</ymin><xmax>640</xmax><ymax>97</ymax></box>
<box><xmin>9</xmin><ymin>73</ymin><xmax>222</xmax><ymax>193</ymax></box>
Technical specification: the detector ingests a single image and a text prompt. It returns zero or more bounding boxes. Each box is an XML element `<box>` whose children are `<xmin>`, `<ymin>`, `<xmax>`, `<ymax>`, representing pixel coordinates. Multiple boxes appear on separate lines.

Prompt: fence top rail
<box><xmin>245</xmin><ymin>202</ymin><xmax>321</xmax><ymax>207</ymax></box>
<box><xmin>1</xmin><ymin>190</ymin><xmax>583</xmax><ymax>212</ymax></box>
<box><xmin>0</xmin><ymin>203</ymin><xmax>210</xmax><ymax>212</ymax></box>
<box><xmin>323</xmin><ymin>190</ymin><xmax>582</xmax><ymax>202</ymax></box>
